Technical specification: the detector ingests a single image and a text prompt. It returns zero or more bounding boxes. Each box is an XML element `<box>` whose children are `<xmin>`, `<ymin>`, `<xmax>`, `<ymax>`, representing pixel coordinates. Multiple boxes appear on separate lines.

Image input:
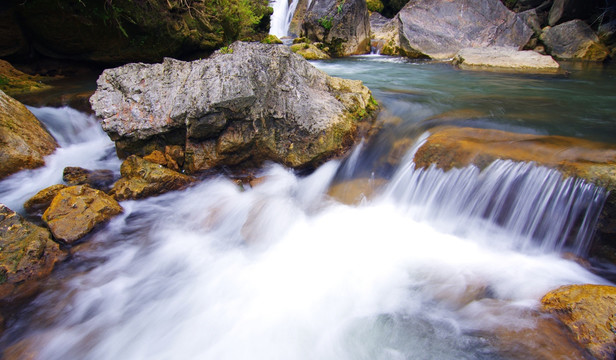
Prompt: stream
<box><xmin>1</xmin><ymin>55</ymin><xmax>615</xmax><ymax>359</ymax></box>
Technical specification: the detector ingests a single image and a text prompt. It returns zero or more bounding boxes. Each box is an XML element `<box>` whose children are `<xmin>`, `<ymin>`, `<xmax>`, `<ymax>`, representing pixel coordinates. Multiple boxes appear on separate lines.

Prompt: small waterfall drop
<box><xmin>269</xmin><ymin>0</ymin><xmax>301</xmax><ymax>38</ymax></box>
<box><xmin>0</xmin><ymin>106</ymin><xmax>120</xmax><ymax>212</ymax></box>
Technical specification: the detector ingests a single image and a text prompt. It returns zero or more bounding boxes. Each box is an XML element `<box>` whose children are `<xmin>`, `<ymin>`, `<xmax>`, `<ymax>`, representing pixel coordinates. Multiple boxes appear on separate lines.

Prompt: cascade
<box><xmin>269</xmin><ymin>0</ymin><xmax>301</xmax><ymax>38</ymax></box>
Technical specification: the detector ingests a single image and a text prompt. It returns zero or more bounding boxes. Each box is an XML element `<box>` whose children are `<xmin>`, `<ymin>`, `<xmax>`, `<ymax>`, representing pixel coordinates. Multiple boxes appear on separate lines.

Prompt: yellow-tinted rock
<box><xmin>290</xmin><ymin>43</ymin><xmax>331</xmax><ymax>60</ymax></box>
<box><xmin>0</xmin><ymin>90</ymin><xmax>58</xmax><ymax>179</ymax></box>
<box><xmin>0</xmin><ymin>204</ymin><xmax>66</xmax><ymax>303</ymax></box>
<box><xmin>0</xmin><ymin>60</ymin><xmax>50</xmax><ymax>96</ymax></box>
<box><xmin>541</xmin><ymin>284</ymin><xmax>616</xmax><ymax>360</ymax></box>
<box><xmin>42</xmin><ymin>185</ymin><xmax>123</xmax><ymax>244</ymax></box>
<box><xmin>111</xmin><ymin>155</ymin><xmax>195</xmax><ymax>201</ymax></box>
<box><xmin>414</xmin><ymin>126</ymin><xmax>616</xmax><ymax>191</ymax></box>
<box><xmin>23</xmin><ymin>184</ymin><xmax>67</xmax><ymax>215</ymax></box>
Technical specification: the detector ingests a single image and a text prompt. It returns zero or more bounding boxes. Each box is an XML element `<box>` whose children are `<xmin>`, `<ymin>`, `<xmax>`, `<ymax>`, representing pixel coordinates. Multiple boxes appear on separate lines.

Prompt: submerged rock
<box><xmin>42</xmin><ymin>185</ymin><xmax>123</xmax><ymax>245</ymax></box>
<box><xmin>62</xmin><ymin>166</ymin><xmax>116</xmax><ymax>192</ymax></box>
<box><xmin>541</xmin><ymin>20</ymin><xmax>609</xmax><ymax>61</ymax></box>
<box><xmin>541</xmin><ymin>284</ymin><xmax>616</xmax><ymax>360</ymax></box>
<box><xmin>301</xmin><ymin>0</ymin><xmax>371</xmax><ymax>56</ymax></box>
<box><xmin>395</xmin><ymin>0</ymin><xmax>533</xmax><ymax>59</ymax></box>
<box><xmin>90</xmin><ymin>41</ymin><xmax>378</xmax><ymax>173</ymax></box>
<box><xmin>111</xmin><ymin>155</ymin><xmax>195</xmax><ymax>201</ymax></box>
<box><xmin>0</xmin><ymin>205</ymin><xmax>66</xmax><ymax>304</ymax></box>
<box><xmin>0</xmin><ymin>90</ymin><xmax>58</xmax><ymax>180</ymax></box>
<box><xmin>453</xmin><ymin>47</ymin><xmax>560</xmax><ymax>72</ymax></box>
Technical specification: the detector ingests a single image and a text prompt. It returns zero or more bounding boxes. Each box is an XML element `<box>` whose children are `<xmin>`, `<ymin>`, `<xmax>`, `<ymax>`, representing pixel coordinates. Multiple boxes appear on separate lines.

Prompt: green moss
<box><xmin>0</xmin><ymin>76</ymin><xmax>9</xmax><ymax>86</ymax></box>
<box><xmin>366</xmin><ymin>0</ymin><xmax>384</xmax><ymax>13</ymax></box>
<box><xmin>261</xmin><ymin>34</ymin><xmax>283</xmax><ymax>44</ymax></box>
<box><xmin>318</xmin><ymin>16</ymin><xmax>333</xmax><ymax>30</ymax></box>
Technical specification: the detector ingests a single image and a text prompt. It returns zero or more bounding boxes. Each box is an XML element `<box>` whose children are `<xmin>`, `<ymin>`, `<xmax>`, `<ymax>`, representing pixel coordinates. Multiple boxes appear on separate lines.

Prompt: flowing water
<box><xmin>269</xmin><ymin>0</ymin><xmax>301</xmax><ymax>38</ymax></box>
<box><xmin>1</xmin><ymin>56</ymin><xmax>616</xmax><ymax>359</ymax></box>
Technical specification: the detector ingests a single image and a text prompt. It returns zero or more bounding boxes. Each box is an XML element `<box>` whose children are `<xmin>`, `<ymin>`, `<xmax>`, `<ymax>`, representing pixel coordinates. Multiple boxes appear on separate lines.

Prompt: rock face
<box><xmin>301</xmin><ymin>0</ymin><xmax>371</xmax><ymax>56</ymax></box>
<box><xmin>541</xmin><ymin>284</ymin><xmax>616</xmax><ymax>360</ymax></box>
<box><xmin>111</xmin><ymin>155</ymin><xmax>195</xmax><ymax>201</ymax></box>
<box><xmin>0</xmin><ymin>60</ymin><xmax>50</xmax><ymax>96</ymax></box>
<box><xmin>453</xmin><ymin>47</ymin><xmax>560</xmax><ymax>72</ymax></box>
<box><xmin>541</xmin><ymin>20</ymin><xmax>609</xmax><ymax>61</ymax></box>
<box><xmin>0</xmin><ymin>205</ymin><xmax>66</xmax><ymax>303</ymax></box>
<box><xmin>42</xmin><ymin>185</ymin><xmax>123</xmax><ymax>245</ymax></box>
<box><xmin>90</xmin><ymin>41</ymin><xmax>378</xmax><ymax>173</ymax></box>
<box><xmin>395</xmin><ymin>0</ymin><xmax>533</xmax><ymax>59</ymax></box>
<box><xmin>370</xmin><ymin>12</ymin><xmax>402</xmax><ymax>55</ymax></box>
<box><xmin>0</xmin><ymin>90</ymin><xmax>58</xmax><ymax>180</ymax></box>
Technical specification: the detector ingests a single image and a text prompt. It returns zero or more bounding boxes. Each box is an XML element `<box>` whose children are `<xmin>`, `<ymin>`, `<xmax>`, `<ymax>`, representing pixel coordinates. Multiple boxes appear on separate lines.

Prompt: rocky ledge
<box><xmin>453</xmin><ymin>47</ymin><xmax>560</xmax><ymax>72</ymax></box>
<box><xmin>90</xmin><ymin>41</ymin><xmax>378</xmax><ymax>174</ymax></box>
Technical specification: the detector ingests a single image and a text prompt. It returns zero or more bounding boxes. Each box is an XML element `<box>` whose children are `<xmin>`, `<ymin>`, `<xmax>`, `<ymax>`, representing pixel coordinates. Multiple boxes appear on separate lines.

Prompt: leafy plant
<box><xmin>318</xmin><ymin>16</ymin><xmax>333</xmax><ymax>30</ymax></box>
<box><xmin>219</xmin><ymin>46</ymin><xmax>233</xmax><ymax>54</ymax></box>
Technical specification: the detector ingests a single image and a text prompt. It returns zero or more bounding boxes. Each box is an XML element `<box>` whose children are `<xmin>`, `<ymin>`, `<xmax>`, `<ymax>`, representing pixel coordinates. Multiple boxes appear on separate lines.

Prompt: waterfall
<box><xmin>269</xmin><ymin>0</ymin><xmax>301</xmax><ymax>38</ymax></box>
<box><xmin>383</xmin><ymin>158</ymin><xmax>607</xmax><ymax>256</ymax></box>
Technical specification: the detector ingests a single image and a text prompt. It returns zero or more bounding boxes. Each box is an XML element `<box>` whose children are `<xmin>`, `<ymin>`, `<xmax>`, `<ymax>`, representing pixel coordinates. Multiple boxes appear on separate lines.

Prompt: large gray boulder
<box><xmin>541</xmin><ymin>20</ymin><xmax>609</xmax><ymax>61</ymax></box>
<box><xmin>396</xmin><ymin>0</ymin><xmax>533</xmax><ymax>59</ymax></box>
<box><xmin>90</xmin><ymin>41</ymin><xmax>378</xmax><ymax>173</ymax></box>
<box><xmin>301</xmin><ymin>0</ymin><xmax>371</xmax><ymax>56</ymax></box>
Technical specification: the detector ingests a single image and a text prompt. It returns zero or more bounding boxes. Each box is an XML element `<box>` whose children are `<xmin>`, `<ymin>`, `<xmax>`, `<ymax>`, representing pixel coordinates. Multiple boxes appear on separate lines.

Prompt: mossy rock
<box><xmin>290</xmin><ymin>43</ymin><xmax>331</xmax><ymax>60</ymax></box>
<box><xmin>0</xmin><ymin>60</ymin><xmax>50</xmax><ymax>96</ymax></box>
<box><xmin>261</xmin><ymin>34</ymin><xmax>283</xmax><ymax>44</ymax></box>
<box><xmin>0</xmin><ymin>205</ymin><xmax>66</xmax><ymax>304</ymax></box>
<box><xmin>366</xmin><ymin>0</ymin><xmax>385</xmax><ymax>13</ymax></box>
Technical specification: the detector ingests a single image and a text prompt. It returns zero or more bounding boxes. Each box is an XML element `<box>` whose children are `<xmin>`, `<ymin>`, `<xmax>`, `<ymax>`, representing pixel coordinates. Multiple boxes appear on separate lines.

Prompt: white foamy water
<box><xmin>0</xmin><ymin>106</ymin><xmax>120</xmax><ymax>212</ymax></box>
<box><xmin>269</xmin><ymin>0</ymin><xmax>300</xmax><ymax>38</ymax></box>
<box><xmin>11</xmin><ymin>153</ymin><xmax>608</xmax><ymax>359</ymax></box>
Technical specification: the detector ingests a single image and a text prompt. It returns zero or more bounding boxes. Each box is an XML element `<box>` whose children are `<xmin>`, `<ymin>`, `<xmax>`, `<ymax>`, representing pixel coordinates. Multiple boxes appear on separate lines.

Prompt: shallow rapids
<box><xmin>2</xmin><ymin>57</ymin><xmax>616</xmax><ymax>359</ymax></box>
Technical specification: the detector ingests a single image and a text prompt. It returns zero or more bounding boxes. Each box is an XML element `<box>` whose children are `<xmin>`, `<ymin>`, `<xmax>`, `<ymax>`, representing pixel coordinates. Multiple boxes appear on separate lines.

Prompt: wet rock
<box><xmin>91</xmin><ymin>42</ymin><xmax>378</xmax><ymax>173</ymax></box>
<box><xmin>23</xmin><ymin>184</ymin><xmax>67</xmax><ymax>215</ymax></box>
<box><xmin>111</xmin><ymin>155</ymin><xmax>195</xmax><ymax>201</ymax></box>
<box><xmin>413</xmin><ymin>127</ymin><xmax>616</xmax><ymax>188</ymax></box>
<box><xmin>289</xmin><ymin>0</ymin><xmax>311</xmax><ymax>37</ymax></box>
<box><xmin>290</xmin><ymin>43</ymin><xmax>331</xmax><ymax>60</ymax></box>
<box><xmin>453</xmin><ymin>47</ymin><xmax>560</xmax><ymax>72</ymax></box>
<box><xmin>0</xmin><ymin>204</ymin><xmax>66</xmax><ymax>304</ymax></box>
<box><xmin>396</xmin><ymin>0</ymin><xmax>533</xmax><ymax>59</ymax></box>
<box><xmin>42</xmin><ymin>185</ymin><xmax>123</xmax><ymax>245</ymax></box>
<box><xmin>541</xmin><ymin>20</ymin><xmax>609</xmax><ymax>61</ymax></box>
<box><xmin>0</xmin><ymin>90</ymin><xmax>58</xmax><ymax>180</ymax></box>
<box><xmin>302</xmin><ymin>0</ymin><xmax>371</xmax><ymax>56</ymax></box>
<box><xmin>63</xmin><ymin>167</ymin><xmax>116</xmax><ymax>192</ymax></box>
<box><xmin>541</xmin><ymin>284</ymin><xmax>616</xmax><ymax>360</ymax></box>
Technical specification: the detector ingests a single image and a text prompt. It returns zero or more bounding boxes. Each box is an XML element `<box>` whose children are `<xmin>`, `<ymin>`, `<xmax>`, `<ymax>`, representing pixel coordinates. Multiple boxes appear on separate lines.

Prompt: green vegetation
<box><xmin>0</xmin><ymin>76</ymin><xmax>9</xmax><ymax>86</ymax></box>
<box><xmin>261</xmin><ymin>34</ymin><xmax>283</xmax><ymax>44</ymax></box>
<box><xmin>219</xmin><ymin>46</ymin><xmax>233</xmax><ymax>54</ymax></box>
<box><xmin>318</xmin><ymin>15</ymin><xmax>333</xmax><ymax>30</ymax></box>
<box><xmin>366</xmin><ymin>0</ymin><xmax>384</xmax><ymax>13</ymax></box>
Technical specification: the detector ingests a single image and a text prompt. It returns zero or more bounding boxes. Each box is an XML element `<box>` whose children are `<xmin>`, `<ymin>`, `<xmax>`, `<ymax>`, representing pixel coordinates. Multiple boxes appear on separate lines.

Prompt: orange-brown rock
<box><xmin>111</xmin><ymin>155</ymin><xmax>195</xmax><ymax>201</ymax></box>
<box><xmin>23</xmin><ymin>184</ymin><xmax>67</xmax><ymax>215</ymax></box>
<box><xmin>413</xmin><ymin>126</ymin><xmax>616</xmax><ymax>191</ymax></box>
<box><xmin>0</xmin><ymin>90</ymin><xmax>58</xmax><ymax>180</ymax></box>
<box><xmin>0</xmin><ymin>204</ymin><xmax>66</xmax><ymax>304</ymax></box>
<box><xmin>541</xmin><ymin>284</ymin><xmax>616</xmax><ymax>360</ymax></box>
<box><xmin>42</xmin><ymin>185</ymin><xmax>123</xmax><ymax>245</ymax></box>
